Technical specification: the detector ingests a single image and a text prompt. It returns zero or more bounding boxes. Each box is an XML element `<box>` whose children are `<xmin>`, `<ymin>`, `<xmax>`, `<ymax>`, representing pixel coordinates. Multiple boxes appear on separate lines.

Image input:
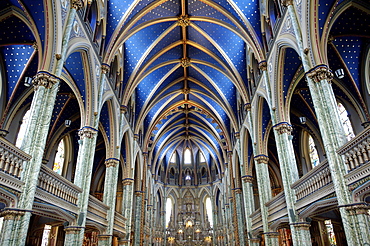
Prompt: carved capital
<box><xmin>70</xmin><ymin>0</ymin><xmax>83</xmax><ymax>10</ymax></box>
<box><xmin>281</xmin><ymin>0</ymin><xmax>293</xmax><ymax>7</ymax></box>
<box><xmin>290</xmin><ymin>222</ymin><xmax>311</xmax><ymax>230</ymax></box>
<box><xmin>254</xmin><ymin>155</ymin><xmax>269</xmax><ymax>164</ymax></box>
<box><xmin>263</xmin><ymin>232</ymin><xmax>280</xmax><ymax>238</ymax></box>
<box><xmin>101</xmin><ymin>64</ymin><xmax>110</xmax><ymax>74</ymax></box>
<box><xmin>32</xmin><ymin>42</ymin><xmax>38</xmax><ymax>50</ymax></box>
<box><xmin>120</xmin><ymin>105</ymin><xmax>128</xmax><ymax>113</ymax></box>
<box><xmin>105</xmin><ymin>158</ymin><xmax>119</xmax><ymax>168</ymax></box>
<box><xmin>244</xmin><ymin>103</ymin><xmax>251</xmax><ymax>111</ymax></box>
<box><xmin>242</xmin><ymin>175</ymin><xmax>253</xmax><ymax>183</ymax></box>
<box><xmin>273</xmin><ymin>122</ymin><xmax>293</xmax><ymax>135</ymax></box>
<box><xmin>122</xmin><ymin>178</ymin><xmax>134</xmax><ymax>186</ymax></box>
<box><xmin>78</xmin><ymin>126</ymin><xmax>98</xmax><ymax>139</ymax></box>
<box><xmin>344</xmin><ymin>203</ymin><xmax>370</xmax><ymax>215</ymax></box>
<box><xmin>306</xmin><ymin>65</ymin><xmax>333</xmax><ymax>83</ymax></box>
<box><xmin>0</xmin><ymin>209</ymin><xmax>26</xmax><ymax>220</ymax></box>
<box><xmin>258</xmin><ymin>61</ymin><xmax>267</xmax><ymax>71</ymax></box>
<box><xmin>177</xmin><ymin>15</ymin><xmax>190</xmax><ymax>27</ymax></box>
<box><xmin>135</xmin><ymin>191</ymin><xmax>143</xmax><ymax>196</ymax></box>
<box><xmin>32</xmin><ymin>72</ymin><xmax>60</xmax><ymax>90</ymax></box>
<box><xmin>181</xmin><ymin>57</ymin><xmax>191</xmax><ymax>67</ymax></box>
<box><xmin>234</xmin><ymin>132</ymin><xmax>240</xmax><ymax>139</ymax></box>
<box><xmin>64</xmin><ymin>226</ymin><xmax>84</xmax><ymax>234</ymax></box>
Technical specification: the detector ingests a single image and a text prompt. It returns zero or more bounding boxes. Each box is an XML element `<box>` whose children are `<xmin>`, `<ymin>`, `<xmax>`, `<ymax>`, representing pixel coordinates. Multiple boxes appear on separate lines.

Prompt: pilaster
<box><xmin>100</xmin><ymin>158</ymin><xmax>120</xmax><ymax>246</ymax></box>
<box><xmin>64</xmin><ymin>126</ymin><xmax>98</xmax><ymax>246</ymax></box>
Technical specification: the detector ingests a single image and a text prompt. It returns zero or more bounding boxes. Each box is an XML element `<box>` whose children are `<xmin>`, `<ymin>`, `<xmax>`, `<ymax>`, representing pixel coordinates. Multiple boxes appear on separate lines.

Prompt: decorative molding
<box><xmin>181</xmin><ymin>57</ymin><xmax>191</xmax><ymax>67</ymax></box>
<box><xmin>306</xmin><ymin>65</ymin><xmax>333</xmax><ymax>83</ymax></box>
<box><xmin>177</xmin><ymin>15</ymin><xmax>190</xmax><ymax>27</ymax></box>
<box><xmin>32</xmin><ymin>72</ymin><xmax>60</xmax><ymax>90</ymax></box>
<box><xmin>273</xmin><ymin>122</ymin><xmax>293</xmax><ymax>135</ymax></box>
<box><xmin>105</xmin><ymin>158</ymin><xmax>120</xmax><ymax>168</ymax></box>
<box><xmin>70</xmin><ymin>0</ymin><xmax>83</xmax><ymax>10</ymax></box>
<box><xmin>78</xmin><ymin>126</ymin><xmax>98</xmax><ymax>139</ymax></box>
<box><xmin>254</xmin><ymin>155</ymin><xmax>269</xmax><ymax>164</ymax></box>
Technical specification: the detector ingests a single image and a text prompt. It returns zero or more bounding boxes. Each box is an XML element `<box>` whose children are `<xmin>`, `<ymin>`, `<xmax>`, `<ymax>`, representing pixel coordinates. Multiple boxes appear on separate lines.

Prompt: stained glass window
<box><xmin>337</xmin><ymin>102</ymin><xmax>355</xmax><ymax>141</ymax></box>
<box><xmin>15</xmin><ymin>109</ymin><xmax>31</xmax><ymax>148</ymax></box>
<box><xmin>53</xmin><ymin>139</ymin><xmax>65</xmax><ymax>175</ymax></box>
<box><xmin>309</xmin><ymin>135</ymin><xmax>320</xmax><ymax>168</ymax></box>
<box><xmin>165</xmin><ymin>198</ymin><xmax>172</xmax><ymax>228</ymax></box>
<box><xmin>184</xmin><ymin>148</ymin><xmax>191</xmax><ymax>164</ymax></box>
<box><xmin>205</xmin><ymin>197</ymin><xmax>213</xmax><ymax>227</ymax></box>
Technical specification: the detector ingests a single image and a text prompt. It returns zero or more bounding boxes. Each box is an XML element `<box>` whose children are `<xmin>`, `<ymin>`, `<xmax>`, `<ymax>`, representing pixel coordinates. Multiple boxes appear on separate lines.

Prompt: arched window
<box><xmin>309</xmin><ymin>135</ymin><xmax>320</xmax><ymax>168</ymax></box>
<box><xmin>184</xmin><ymin>148</ymin><xmax>191</xmax><ymax>164</ymax></box>
<box><xmin>15</xmin><ymin>109</ymin><xmax>31</xmax><ymax>148</ymax></box>
<box><xmin>53</xmin><ymin>138</ymin><xmax>65</xmax><ymax>175</ymax></box>
<box><xmin>205</xmin><ymin>197</ymin><xmax>213</xmax><ymax>227</ymax></box>
<box><xmin>165</xmin><ymin>198</ymin><xmax>172</xmax><ymax>228</ymax></box>
<box><xmin>170</xmin><ymin>153</ymin><xmax>176</xmax><ymax>163</ymax></box>
<box><xmin>200</xmin><ymin>152</ymin><xmax>205</xmax><ymax>163</ymax></box>
<box><xmin>337</xmin><ymin>102</ymin><xmax>355</xmax><ymax>141</ymax></box>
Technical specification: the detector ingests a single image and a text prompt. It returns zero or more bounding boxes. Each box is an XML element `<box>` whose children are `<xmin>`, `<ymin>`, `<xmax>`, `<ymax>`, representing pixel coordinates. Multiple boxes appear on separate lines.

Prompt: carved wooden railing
<box><xmin>337</xmin><ymin>126</ymin><xmax>370</xmax><ymax>172</ymax></box>
<box><xmin>37</xmin><ymin>165</ymin><xmax>81</xmax><ymax>205</ymax></box>
<box><xmin>114</xmin><ymin>211</ymin><xmax>127</xmax><ymax>234</ymax></box>
<box><xmin>0</xmin><ymin>136</ymin><xmax>31</xmax><ymax>179</ymax></box>
<box><xmin>250</xmin><ymin>208</ymin><xmax>262</xmax><ymax>231</ymax></box>
<box><xmin>266</xmin><ymin>191</ymin><xmax>287</xmax><ymax>223</ymax></box>
<box><xmin>292</xmin><ymin>160</ymin><xmax>332</xmax><ymax>201</ymax></box>
<box><xmin>87</xmin><ymin>195</ymin><xmax>109</xmax><ymax>226</ymax></box>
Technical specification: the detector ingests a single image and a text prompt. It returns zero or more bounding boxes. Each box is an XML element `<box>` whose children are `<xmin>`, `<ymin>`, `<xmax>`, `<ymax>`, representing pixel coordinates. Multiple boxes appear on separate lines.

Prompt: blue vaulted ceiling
<box><xmin>105</xmin><ymin>0</ymin><xmax>264</xmax><ymax>176</ymax></box>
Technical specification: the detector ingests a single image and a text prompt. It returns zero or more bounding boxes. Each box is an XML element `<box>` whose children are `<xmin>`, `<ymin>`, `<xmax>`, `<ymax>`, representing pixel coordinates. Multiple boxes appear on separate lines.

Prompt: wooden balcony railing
<box><xmin>266</xmin><ymin>191</ymin><xmax>287</xmax><ymax>223</ymax></box>
<box><xmin>292</xmin><ymin>160</ymin><xmax>332</xmax><ymax>201</ymax></box>
<box><xmin>114</xmin><ymin>211</ymin><xmax>127</xmax><ymax>234</ymax></box>
<box><xmin>38</xmin><ymin>165</ymin><xmax>82</xmax><ymax>205</ymax></box>
<box><xmin>337</xmin><ymin>126</ymin><xmax>370</xmax><ymax>172</ymax></box>
<box><xmin>0</xmin><ymin>136</ymin><xmax>31</xmax><ymax>179</ymax></box>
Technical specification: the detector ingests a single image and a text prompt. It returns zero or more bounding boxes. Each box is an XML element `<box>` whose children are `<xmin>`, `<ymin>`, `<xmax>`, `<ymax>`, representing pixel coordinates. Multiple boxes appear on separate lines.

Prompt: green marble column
<box><xmin>272</xmin><ymin>122</ymin><xmax>312</xmax><ymax>246</ymax></box>
<box><xmin>241</xmin><ymin>176</ymin><xmax>255</xmax><ymax>241</ymax></box>
<box><xmin>121</xmin><ymin>178</ymin><xmax>134</xmax><ymax>244</ymax></box>
<box><xmin>64</xmin><ymin>126</ymin><xmax>99</xmax><ymax>246</ymax></box>
<box><xmin>98</xmin><ymin>158</ymin><xmax>120</xmax><ymax>246</ymax></box>
<box><xmin>133</xmin><ymin>191</ymin><xmax>143</xmax><ymax>245</ymax></box>
<box><xmin>249</xmin><ymin>237</ymin><xmax>260</xmax><ymax>246</ymax></box>
<box><xmin>0</xmin><ymin>209</ymin><xmax>26</xmax><ymax>245</ymax></box>
<box><xmin>253</xmin><ymin>155</ymin><xmax>277</xmax><ymax>246</ymax></box>
<box><xmin>234</xmin><ymin>189</ymin><xmax>246</xmax><ymax>246</ymax></box>
<box><xmin>283</xmin><ymin>1</ymin><xmax>369</xmax><ymax>244</ymax></box>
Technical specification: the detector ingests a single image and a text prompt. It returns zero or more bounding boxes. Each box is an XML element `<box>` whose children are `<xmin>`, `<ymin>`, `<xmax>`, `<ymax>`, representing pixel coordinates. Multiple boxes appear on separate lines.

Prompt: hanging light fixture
<box><xmin>65</xmin><ymin>120</ymin><xmax>72</xmax><ymax>127</ymax></box>
<box><xmin>24</xmin><ymin>77</ymin><xmax>33</xmax><ymax>87</ymax></box>
<box><xmin>299</xmin><ymin>117</ymin><xmax>306</xmax><ymax>124</ymax></box>
<box><xmin>335</xmin><ymin>68</ymin><xmax>344</xmax><ymax>79</ymax></box>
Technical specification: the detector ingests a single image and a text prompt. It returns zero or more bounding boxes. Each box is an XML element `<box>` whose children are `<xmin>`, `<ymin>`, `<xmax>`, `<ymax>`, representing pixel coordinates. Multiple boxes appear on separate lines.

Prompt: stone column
<box><xmin>291</xmin><ymin>222</ymin><xmax>311</xmax><ymax>245</ymax></box>
<box><xmin>133</xmin><ymin>191</ymin><xmax>143</xmax><ymax>245</ymax></box>
<box><xmin>64</xmin><ymin>126</ymin><xmax>99</xmax><ymax>245</ymax></box>
<box><xmin>249</xmin><ymin>237</ymin><xmax>260</xmax><ymax>246</ymax></box>
<box><xmin>273</xmin><ymin>122</ymin><xmax>312</xmax><ymax>246</ymax></box>
<box><xmin>0</xmin><ymin>209</ymin><xmax>27</xmax><ymax>245</ymax></box>
<box><xmin>160</xmin><ymin>210</ymin><xmax>166</xmax><ymax>245</ymax></box>
<box><xmin>121</xmin><ymin>178</ymin><xmax>134</xmax><ymax>244</ymax></box>
<box><xmin>241</xmin><ymin>175</ymin><xmax>255</xmax><ymax>241</ymax></box>
<box><xmin>234</xmin><ymin>188</ymin><xmax>246</xmax><ymax>245</ymax></box>
<box><xmin>1</xmin><ymin>72</ymin><xmax>60</xmax><ymax>246</ymax></box>
<box><xmin>282</xmin><ymin>1</ymin><xmax>367</xmax><ymax>244</ymax></box>
<box><xmin>99</xmin><ymin>158</ymin><xmax>120</xmax><ymax>246</ymax></box>
<box><xmin>253</xmin><ymin>155</ymin><xmax>278</xmax><ymax>246</ymax></box>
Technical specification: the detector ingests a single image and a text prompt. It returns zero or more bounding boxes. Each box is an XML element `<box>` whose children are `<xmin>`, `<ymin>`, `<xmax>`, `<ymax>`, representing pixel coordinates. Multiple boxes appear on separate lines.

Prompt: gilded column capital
<box><xmin>78</xmin><ymin>126</ymin><xmax>98</xmax><ymax>139</ymax></box>
<box><xmin>254</xmin><ymin>154</ymin><xmax>269</xmax><ymax>164</ymax></box>
<box><xmin>290</xmin><ymin>222</ymin><xmax>311</xmax><ymax>230</ymax></box>
<box><xmin>241</xmin><ymin>175</ymin><xmax>253</xmax><ymax>183</ymax></box>
<box><xmin>70</xmin><ymin>0</ymin><xmax>83</xmax><ymax>10</ymax></box>
<box><xmin>101</xmin><ymin>64</ymin><xmax>110</xmax><ymax>74</ymax></box>
<box><xmin>122</xmin><ymin>178</ymin><xmax>134</xmax><ymax>185</ymax></box>
<box><xmin>0</xmin><ymin>209</ymin><xmax>27</xmax><ymax>220</ymax></box>
<box><xmin>120</xmin><ymin>105</ymin><xmax>128</xmax><ymax>113</ymax></box>
<box><xmin>234</xmin><ymin>132</ymin><xmax>240</xmax><ymax>139</ymax></box>
<box><xmin>105</xmin><ymin>158</ymin><xmax>120</xmax><ymax>168</ymax></box>
<box><xmin>281</xmin><ymin>0</ymin><xmax>293</xmax><ymax>7</ymax></box>
<box><xmin>258</xmin><ymin>61</ymin><xmax>267</xmax><ymax>71</ymax></box>
<box><xmin>306</xmin><ymin>64</ymin><xmax>333</xmax><ymax>83</ymax></box>
<box><xmin>135</xmin><ymin>190</ymin><xmax>143</xmax><ymax>196</ymax></box>
<box><xmin>64</xmin><ymin>226</ymin><xmax>84</xmax><ymax>234</ymax></box>
<box><xmin>273</xmin><ymin>122</ymin><xmax>293</xmax><ymax>135</ymax></box>
<box><xmin>177</xmin><ymin>15</ymin><xmax>190</xmax><ymax>27</ymax></box>
<box><xmin>341</xmin><ymin>203</ymin><xmax>370</xmax><ymax>215</ymax></box>
<box><xmin>32</xmin><ymin>72</ymin><xmax>60</xmax><ymax>90</ymax></box>
<box><xmin>244</xmin><ymin>103</ymin><xmax>251</xmax><ymax>111</ymax></box>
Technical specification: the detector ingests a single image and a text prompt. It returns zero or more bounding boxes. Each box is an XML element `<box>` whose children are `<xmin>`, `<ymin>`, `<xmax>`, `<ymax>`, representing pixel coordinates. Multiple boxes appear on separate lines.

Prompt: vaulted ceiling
<box><xmin>103</xmin><ymin>0</ymin><xmax>264</xmax><ymax>175</ymax></box>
